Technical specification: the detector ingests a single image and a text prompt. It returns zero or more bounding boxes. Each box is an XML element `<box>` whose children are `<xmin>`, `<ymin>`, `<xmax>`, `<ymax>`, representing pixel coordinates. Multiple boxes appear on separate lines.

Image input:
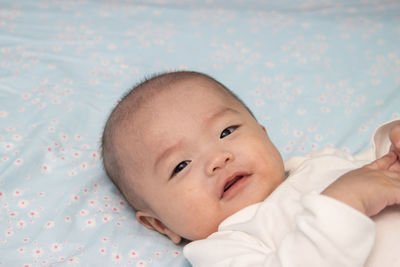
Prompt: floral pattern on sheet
<box><xmin>0</xmin><ymin>0</ymin><xmax>399</xmax><ymax>266</ymax></box>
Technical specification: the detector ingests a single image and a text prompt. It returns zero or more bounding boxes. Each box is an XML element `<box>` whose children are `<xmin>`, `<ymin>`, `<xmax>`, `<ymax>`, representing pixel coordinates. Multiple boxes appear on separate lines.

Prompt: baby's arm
<box><xmin>322</xmin><ymin>152</ymin><xmax>400</xmax><ymax>217</ymax></box>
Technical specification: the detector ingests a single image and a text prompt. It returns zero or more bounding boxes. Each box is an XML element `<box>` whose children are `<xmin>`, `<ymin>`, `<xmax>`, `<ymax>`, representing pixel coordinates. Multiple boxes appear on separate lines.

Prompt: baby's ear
<box><xmin>136</xmin><ymin>210</ymin><xmax>182</xmax><ymax>244</ymax></box>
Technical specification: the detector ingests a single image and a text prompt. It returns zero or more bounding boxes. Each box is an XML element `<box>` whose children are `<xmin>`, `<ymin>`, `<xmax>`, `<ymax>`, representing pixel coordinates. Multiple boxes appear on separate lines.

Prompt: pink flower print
<box><xmin>315</xmin><ymin>134</ymin><xmax>323</xmax><ymax>142</ymax></box>
<box><xmin>41</xmin><ymin>164</ymin><xmax>51</xmax><ymax>173</ymax></box>
<box><xmin>297</xmin><ymin>109</ymin><xmax>306</xmax><ymax>115</ymax></box>
<box><xmin>61</xmin><ymin>134</ymin><xmax>68</xmax><ymax>140</ymax></box>
<box><xmin>13</xmin><ymin>189</ymin><xmax>22</xmax><ymax>196</ymax></box>
<box><xmin>320</xmin><ymin>106</ymin><xmax>330</xmax><ymax>113</ymax></box>
<box><xmin>65</xmin><ymin>216</ymin><xmax>71</xmax><ymax>222</ymax></box>
<box><xmin>5</xmin><ymin>143</ymin><xmax>13</xmax><ymax>151</ymax></box>
<box><xmin>80</xmin><ymin>209</ymin><xmax>88</xmax><ymax>216</ymax></box>
<box><xmin>99</xmin><ymin>248</ymin><xmax>106</xmax><ymax>255</ymax></box>
<box><xmin>51</xmin><ymin>243</ymin><xmax>62</xmax><ymax>252</ymax></box>
<box><xmin>28</xmin><ymin>210</ymin><xmax>39</xmax><ymax>218</ymax></box>
<box><xmin>86</xmin><ymin>218</ymin><xmax>96</xmax><ymax>227</ymax></box>
<box><xmin>0</xmin><ymin>111</ymin><xmax>8</xmax><ymax>117</ymax></box>
<box><xmin>80</xmin><ymin>144</ymin><xmax>89</xmax><ymax>149</ymax></box>
<box><xmin>311</xmin><ymin>143</ymin><xmax>318</xmax><ymax>150</ymax></box>
<box><xmin>44</xmin><ymin>221</ymin><xmax>55</xmax><ymax>229</ymax></box>
<box><xmin>32</xmin><ymin>248</ymin><xmax>44</xmax><ymax>258</ymax></box>
<box><xmin>359</xmin><ymin>125</ymin><xmax>368</xmax><ymax>132</ymax></box>
<box><xmin>17</xmin><ymin>220</ymin><xmax>26</xmax><ymax>229</ymax></box>
<box><xmin>80</xmin><ymin>162</ymin><xmax>88</xmax><ymax>169</ymax></box>
<box><xmin>112</xmin><ymin>252</ymin><xmax>122</xmax><ymax>263</ymax></box>
<box><xmin>18</xmin><ymin>200</ymin><xmax>29</xmax><ymax>208</ymax></box>
<box><xmin>67</xmin><ymin>256</ymin><xmax>80</xmax><ymax>264</ymax></box>
<box><xmin>13</xmin><ymin>134</ymin><xmax>21</xmax><ymax>141</ymax></box>
<box><xmin>5</xmin><ymin>230</ymin><xmax>14</xmax><ymax>237</ymax></box>
<box><xmin>294</xmin><ymin>130</ymin><xmax>303</xmax><ymax>137</ymax></box>
<box><xmin>102</xmin><ymin>215</ymin><xmax>112</xmax><ymax>222</ymax></box>
<box><xmin>136</xmin><ymin>260</ymin><xmax>146</xmax><ymax>267</ymax></box>
<box><xmin>256</xmin><ymin>100</ymin><xmax>264</xmax><ymax>106</ymax></box>
<box><xmin>18</xmin><ymin>247</ymin><xmax>26</xmax><ymax>253</ymax></box>
<box><xmin>129</xmin><ymin>250</ymin><xmax>138</xmax><ymax>258</ymax></box>
<box><xmin>107</xmin><ymin>43</ymin><xmax>117</xmax><ymax>50</ymax></box>
<box><xmin>14</xmin><ymin>158</ymin><xmax>23</xmax><ymax>165</ymax></box>
<box><xmin>307</xmin><ymin>126</ymin><xmax>316</xmax><ymax>132</ymax></box>
<box><xmin>72</xmin><ymin>195</ymin><xmax>79</xmax><ymax>202</ymax></box>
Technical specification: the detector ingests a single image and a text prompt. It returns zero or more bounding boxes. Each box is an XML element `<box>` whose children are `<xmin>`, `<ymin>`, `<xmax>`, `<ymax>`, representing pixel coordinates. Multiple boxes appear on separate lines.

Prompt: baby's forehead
<box><xmin>118</xmin><ymin>75</ymin><xmax>243</xmax><ymax>140</ymax></box>
<box><xmin>124</xmin><ymin>81</ymin><xmax>235</xmax><ymax>136</ymax></box>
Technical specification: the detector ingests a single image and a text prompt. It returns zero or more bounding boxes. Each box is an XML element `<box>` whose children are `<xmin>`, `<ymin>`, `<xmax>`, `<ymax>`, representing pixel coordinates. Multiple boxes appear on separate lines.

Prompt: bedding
<box><xmin>0</xmin><ymin>0</ymin><xmax>399</xmax><ymax>266</ymax></box>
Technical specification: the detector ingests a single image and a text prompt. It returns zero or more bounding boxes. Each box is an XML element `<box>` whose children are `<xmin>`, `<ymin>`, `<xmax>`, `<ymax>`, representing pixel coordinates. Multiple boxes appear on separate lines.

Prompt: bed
<box><xmin>1</xmin><ymin>0</ymin><xmax>399</xmax><ymax>266</ymax></box>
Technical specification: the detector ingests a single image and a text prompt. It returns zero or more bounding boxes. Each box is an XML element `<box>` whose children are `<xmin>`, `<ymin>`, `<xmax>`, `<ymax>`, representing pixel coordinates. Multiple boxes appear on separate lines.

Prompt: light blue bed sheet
<box><xmin>0</xmin><ymin>0</ymin><xmax>399</xmax><ymax>265</ymax></box>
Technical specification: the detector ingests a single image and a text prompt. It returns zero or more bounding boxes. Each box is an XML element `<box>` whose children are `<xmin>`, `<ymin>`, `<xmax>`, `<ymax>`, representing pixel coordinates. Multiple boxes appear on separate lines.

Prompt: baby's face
<box><xmin>125</xmin><ymin>78</ymin><xmax>285</xmax><ymax>242</ymax></box>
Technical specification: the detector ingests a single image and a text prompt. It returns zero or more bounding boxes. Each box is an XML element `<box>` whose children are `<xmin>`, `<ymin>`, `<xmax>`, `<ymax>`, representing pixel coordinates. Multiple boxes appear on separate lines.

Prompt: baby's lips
<box><xmin>220</xmin><ymin>171</ymin><xmax>251</xmax><ymax>199</ymax></box>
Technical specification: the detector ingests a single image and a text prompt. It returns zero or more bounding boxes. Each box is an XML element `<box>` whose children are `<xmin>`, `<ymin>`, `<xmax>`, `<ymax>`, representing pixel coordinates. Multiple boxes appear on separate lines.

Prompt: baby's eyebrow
<box><xmin>205</xmin><ymin>107</ymin><xmax>239</xmax><ymax>126</ymax></box>
<box><xmin>154</xmin><ymin>140</ymin><xmax>183</xmax><ymax>172</ymax></box>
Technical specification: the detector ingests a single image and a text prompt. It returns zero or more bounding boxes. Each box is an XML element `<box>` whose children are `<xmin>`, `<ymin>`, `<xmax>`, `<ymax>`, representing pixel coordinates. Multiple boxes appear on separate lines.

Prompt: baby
<box><xmin>101</xmin><ymin>71</ymin><xmax>400</xmax><ymax>266</ymax></box>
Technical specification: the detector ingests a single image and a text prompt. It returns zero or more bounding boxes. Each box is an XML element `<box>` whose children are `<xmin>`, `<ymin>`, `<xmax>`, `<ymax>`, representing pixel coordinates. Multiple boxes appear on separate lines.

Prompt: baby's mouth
<box><xmin>223</xmin><ymin>175</ymin><xmax>244</xmax><ymax>192</ymax></box>
<box><xmin>221</xmin><ymin>173</ymin><xmax>250</xmax><ymax>199</ymax></box>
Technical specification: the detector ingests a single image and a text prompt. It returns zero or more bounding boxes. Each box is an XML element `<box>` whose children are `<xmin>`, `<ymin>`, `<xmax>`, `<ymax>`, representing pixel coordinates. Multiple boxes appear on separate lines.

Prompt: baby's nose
<box><xmin>207</xmin><ymin>151</ymin><xmax>234</xmax><ymax>175</ymax></box>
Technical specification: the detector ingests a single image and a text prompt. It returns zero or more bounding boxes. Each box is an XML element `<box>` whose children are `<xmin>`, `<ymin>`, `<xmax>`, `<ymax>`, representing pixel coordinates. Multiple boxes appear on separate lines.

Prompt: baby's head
<box><xmin>102</xmin><ymin>71</ymin><xmax>285</xmax><ymax>243</ymax></box>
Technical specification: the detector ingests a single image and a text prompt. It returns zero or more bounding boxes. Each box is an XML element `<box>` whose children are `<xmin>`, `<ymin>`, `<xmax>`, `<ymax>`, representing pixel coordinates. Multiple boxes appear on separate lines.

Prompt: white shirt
<box><xmin>184</xmin><ymin>120</ymin><xmax>400</xmax><ymax>267</ymax></box>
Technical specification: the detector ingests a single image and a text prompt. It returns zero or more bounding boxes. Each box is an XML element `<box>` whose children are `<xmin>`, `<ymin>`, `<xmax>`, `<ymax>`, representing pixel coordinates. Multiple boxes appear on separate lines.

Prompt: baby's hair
<box><xmin>101</xmin><ymin>70</ymin><xmax>255</xmax><ymax>210</ymax></box>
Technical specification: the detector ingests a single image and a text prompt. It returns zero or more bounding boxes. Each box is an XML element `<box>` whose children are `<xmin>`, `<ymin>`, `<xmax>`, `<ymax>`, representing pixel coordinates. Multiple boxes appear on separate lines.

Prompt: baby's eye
<box><xmin>171</xmin><ymin>160</ymin><xmax>191</xmax><ymax>177</ymax></box>
<box><xmin>220</xmin><ymin>126</ymin><xmax>238</xmax><ymax>139</ymax></box>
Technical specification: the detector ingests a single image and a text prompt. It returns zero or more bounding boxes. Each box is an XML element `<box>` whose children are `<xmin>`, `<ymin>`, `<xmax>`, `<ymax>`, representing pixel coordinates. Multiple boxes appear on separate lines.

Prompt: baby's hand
<box><xmin>388</xmin><ymin>124</ymin><xmax>400</xmax><ymax>172</ymax></box>
<box><xmin>322</xmin><ymin>153</ymin><xmax>400</xmax><ymax>217</ymax></box>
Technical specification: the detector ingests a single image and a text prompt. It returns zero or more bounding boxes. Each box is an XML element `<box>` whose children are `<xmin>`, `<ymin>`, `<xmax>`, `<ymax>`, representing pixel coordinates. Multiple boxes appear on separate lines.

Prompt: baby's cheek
<box><xmin>180</xmin><ymin>202</ymin><xmax>221</xmax><ymax>240</ymax></box>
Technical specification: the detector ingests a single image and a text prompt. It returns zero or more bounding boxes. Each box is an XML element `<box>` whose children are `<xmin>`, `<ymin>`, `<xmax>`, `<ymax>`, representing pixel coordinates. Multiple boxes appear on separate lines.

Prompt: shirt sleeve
<box><xmin>372</xmin><ymin>120</ymin><xmax>400</xmax><ymax>159</ymax></box>
<box><xmin>184</xmin><ymin>192</ymin><xmax>375</xmax><ymax>267</ymax></box>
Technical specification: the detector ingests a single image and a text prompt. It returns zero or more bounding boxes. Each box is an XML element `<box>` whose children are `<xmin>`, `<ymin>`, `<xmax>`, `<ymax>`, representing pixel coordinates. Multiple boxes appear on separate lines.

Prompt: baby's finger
<box><xmin>366</xmin><ymin>152</ymin><xmax>397</xmax><ymax>170</ymax></box>
<box><xmin>389</xmin><ymin>125</ymin><xmax>400</xmax><ymax>151</ymax></box>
